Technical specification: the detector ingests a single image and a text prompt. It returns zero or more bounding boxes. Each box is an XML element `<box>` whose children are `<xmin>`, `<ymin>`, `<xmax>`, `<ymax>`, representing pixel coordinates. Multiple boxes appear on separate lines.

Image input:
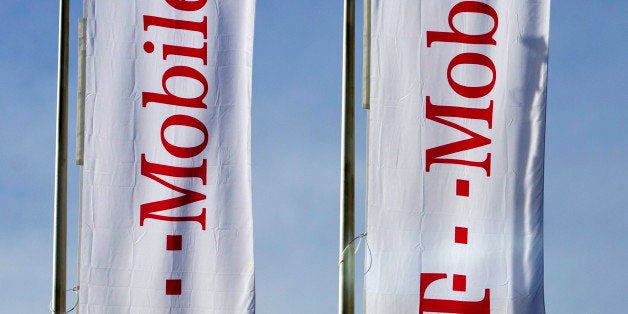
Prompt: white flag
<box><xmin>80</xmin><ymin>0</ymin><xmax>255</xmax><ymax>312</ymax></box>
<box><xmin>366</xmin><ymin>0</ymin><xmax>549</xmax><ymax>312</ymax></box>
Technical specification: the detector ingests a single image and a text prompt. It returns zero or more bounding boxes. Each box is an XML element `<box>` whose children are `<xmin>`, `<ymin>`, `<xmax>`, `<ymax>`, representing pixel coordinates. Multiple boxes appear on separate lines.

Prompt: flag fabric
<box><xmin>365</xmin><ymin>0</ymin><xmax>549</xmax><ymax>312</ymax></box>
<box><xmin>79</xmin><ymin>0</ymin><xmax>255</xmax><ymax>312</ymax></box>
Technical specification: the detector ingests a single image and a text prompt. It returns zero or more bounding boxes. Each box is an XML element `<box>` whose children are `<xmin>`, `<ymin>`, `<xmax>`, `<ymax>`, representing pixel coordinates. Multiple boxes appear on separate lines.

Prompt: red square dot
<box><xmin>456</xmin><ymin>179</ymin><xmax>470</xmax><ymax>197</ymax></box>
<box><xmin>166</xmin><ymin>279</ymin><xmax>182</xmax><ymax>295</ymax></box>
<box><xmin>455</xmin><ymin>227</ymin><xmax>468</xmax><ymax>244</ymax></box>
<box><xmin>167</xmin><ymin>235</ymin><xmax>182</xmax><ymax>251</ymax></box>
<box><xmin>453</xmin><ymin>274</ymin><xmax>467</xmax><ymax>292</ymax></box>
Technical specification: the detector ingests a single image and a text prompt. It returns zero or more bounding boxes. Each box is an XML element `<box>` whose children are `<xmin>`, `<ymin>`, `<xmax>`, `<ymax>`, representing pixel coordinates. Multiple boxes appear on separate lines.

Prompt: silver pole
<box><xmin>52</xmin><ymin>0</ymin><xmax>70</xmax><ymax>313</ymax></box>
<box><xmin>361</xmin><ymin>0</ymin><xmax>371</xmax><ymax>110</ymax></box>
<box><xmin>361</xmin><ymin>1</ymin><xmax>371</xmax><ymax>313</ymax></box>
<box><xmin>75</xmin><ymin>16</ymin><xmax>88</xmax><ymax>314</ymax></box>
<box><xmin>339</xmin><ymin>0</ymin><xmax>355</xmax><ymax>313</ymax></box>
<box><xmin>76</xmin><ymin>18</ymin><xmax>86</xmax><ymax>167</ymax></box>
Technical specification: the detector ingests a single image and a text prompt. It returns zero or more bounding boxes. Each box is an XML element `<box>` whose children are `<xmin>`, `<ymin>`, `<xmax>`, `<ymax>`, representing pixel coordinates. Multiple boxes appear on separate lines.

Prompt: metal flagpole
<box><xmin>74</xmin><ymin>14</ymin><xmax>88</xmax><ymax>313</ymax></box>
<box><xmin>361</xmin><ymin>1</ymin><xmax>371</xmax><ymax>313</ymax></box>
<box><xmin>362</xmin><ymin>0</ymin><xmax>371</xmax><ymax>111</ymax></box>
<box><xmin>339</xmin><ymin>0</ymin><xmax>355</xmax><ymax>313</ymax></box>
<box><xmin>76</xmin><ymin>18</ymin><xmax>86</xmax><ymax>168</ymax></box>
<box><xmin>51</xmin><ymin>0</ymin><xmax>70</xmax><ymax>313</ymax></box>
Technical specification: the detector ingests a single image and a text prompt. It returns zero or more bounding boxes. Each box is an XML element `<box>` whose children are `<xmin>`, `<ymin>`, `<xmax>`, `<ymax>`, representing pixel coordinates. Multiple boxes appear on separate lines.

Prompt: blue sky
<box><xmin>1</xmin><ymin>1</ymin><xmax>627</xmax><ymax>313</ymax></box>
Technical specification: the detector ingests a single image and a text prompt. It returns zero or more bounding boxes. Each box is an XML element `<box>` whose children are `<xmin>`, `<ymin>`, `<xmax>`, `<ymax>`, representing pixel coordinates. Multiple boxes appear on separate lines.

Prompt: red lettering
<box><xmin>142</xmin><ymin>66</ymin><xmax>208</xmax><ymax>109</ymax></box>
<box><xmin>427</xmin><ymin>1</ymin><xmax>498</xmax><ymax>47</ymax></box>
<box><xmin>166</xmin><ymin>0</ymin><xmax>207</xmax><ymax>11</ymax></box>
<box><xmin>163</xmin><ymin>42</ymin><xmax>208</xmax><ymax>65</ymax></box>
<box><xmin>419</xmin><ymin>273</ymin><xmax>490</xmax><ymax>314</ymax></box>
<box><xmin>140</xmin><ymin>154</ymin><xmax>207</xmax><ymax>229</ymax></box>
<box><xmin>448</xmin><ymin>53</ymin><xmax>496</xmax><ymax>98</ymax></box>
<box><xmin>144</xmin><ymin>15</ymin><xmax>208</xmax><ymax>39</ymax></box>
<box><xmin>425</xmin><ymin>96</ymin><xmax>493</xmax><ymax>176</ymax></box>
<box><xmin>161</xmin><ymin>114</ymin><xmax>209</xmax><ymax>158</ymax></box>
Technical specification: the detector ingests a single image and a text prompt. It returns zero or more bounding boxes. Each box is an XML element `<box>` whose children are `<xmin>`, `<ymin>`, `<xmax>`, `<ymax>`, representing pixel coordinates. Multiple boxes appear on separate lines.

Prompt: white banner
<box><xmin>80</xmin><ymin>0</ymin><xmax>255</xmax><ymax>312</ymax></box>
<box><xmin>366</xmin><ymin>0</ymin><xmax>549</xmax><ymax>313</ymax></box>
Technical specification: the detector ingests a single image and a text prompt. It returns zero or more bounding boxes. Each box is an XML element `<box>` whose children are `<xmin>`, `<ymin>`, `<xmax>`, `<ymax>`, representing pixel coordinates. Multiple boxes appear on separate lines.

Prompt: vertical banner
<box><xmin>80</xmin><ymin>0</ymin><xmax>255</xmax><ymax>312</ymax></box>
<box><xmin>366</xmin><ymin>0</ymin><xmax>549</xmax><ymax>313</ymax></box>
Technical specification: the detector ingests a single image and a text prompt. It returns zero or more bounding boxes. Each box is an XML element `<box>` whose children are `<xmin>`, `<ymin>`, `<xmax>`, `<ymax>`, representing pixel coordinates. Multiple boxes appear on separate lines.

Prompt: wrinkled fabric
<box><xmin>365</xmin><ymin>1</ymin><xmax>549</xmax><ymax>313</ymax></box>
<box><xmin>80</xmin><ymin>1</ymin><xmax>255</xmax><ymax>312</ymax></box>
